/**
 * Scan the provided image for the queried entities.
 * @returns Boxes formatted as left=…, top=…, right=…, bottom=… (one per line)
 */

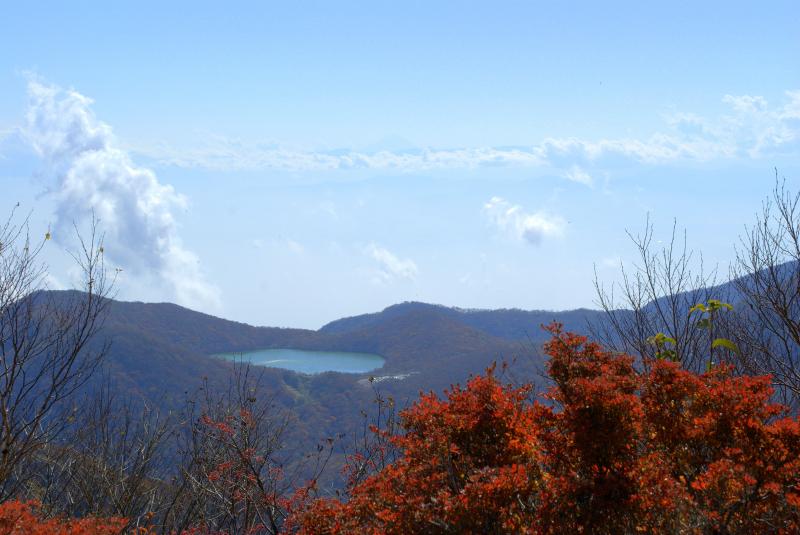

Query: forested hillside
left=320, top=301, right=605, bottom=342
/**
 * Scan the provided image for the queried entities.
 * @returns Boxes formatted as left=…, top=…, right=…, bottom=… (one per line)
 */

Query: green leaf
left=689, top=303, right=707, bottom=315
left=712, top=338, right=739, bottom=354
left=707, top=299, right=734, bottom=312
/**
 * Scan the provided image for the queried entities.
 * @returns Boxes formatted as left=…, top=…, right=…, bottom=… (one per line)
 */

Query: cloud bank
left=137, top=90, right=800, bottom=176
left=484, top=197, right=565, bottom=246
left=24, top=80, right=220, bottom=310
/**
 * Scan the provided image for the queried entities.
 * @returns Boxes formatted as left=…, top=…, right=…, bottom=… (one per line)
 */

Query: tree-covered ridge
left=320, top=300, right=605, bottom=342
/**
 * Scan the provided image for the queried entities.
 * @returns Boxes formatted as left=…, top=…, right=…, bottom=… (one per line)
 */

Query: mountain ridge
left=320, top=300, right=607, bottom=343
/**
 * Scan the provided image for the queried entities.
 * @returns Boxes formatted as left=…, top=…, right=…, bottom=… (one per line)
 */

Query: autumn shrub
left=0, top=500, right=127, bottom=535
left=291, top=324, right=800, bottom=534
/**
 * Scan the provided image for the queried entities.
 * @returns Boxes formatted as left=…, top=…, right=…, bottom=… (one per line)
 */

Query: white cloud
left=133, top=89, right=800, bottom=178
left=722, top=94, right=767, bottom=114
left=784, top=91, right=800, bottom=119
left=564, top=165, right=593, bottom=186
left=43, top=272, right=67, bottom=291
left=24, top=80, right=220, bottom=310
left=484, top=197, right=565, bottom=246
left=140, top=142, right=546, bottom=173
left=366, top=243, right=418, bottom=283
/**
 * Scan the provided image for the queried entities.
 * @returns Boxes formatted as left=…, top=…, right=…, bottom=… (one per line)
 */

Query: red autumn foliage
left=189, top=408, right=288, bottom=534
left=0, top=500, right=127, bottom=535
left=292, top=324, right=800, bottom=534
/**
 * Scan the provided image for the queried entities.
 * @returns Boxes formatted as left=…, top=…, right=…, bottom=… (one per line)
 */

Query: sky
left=1, top=1, right=799, bottom=328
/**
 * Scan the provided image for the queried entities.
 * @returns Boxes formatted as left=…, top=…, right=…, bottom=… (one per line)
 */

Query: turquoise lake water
left=215, top=348, right=385, bottom=374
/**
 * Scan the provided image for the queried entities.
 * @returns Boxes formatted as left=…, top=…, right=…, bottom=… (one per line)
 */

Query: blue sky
left=1, top=2, right=799, bottom=328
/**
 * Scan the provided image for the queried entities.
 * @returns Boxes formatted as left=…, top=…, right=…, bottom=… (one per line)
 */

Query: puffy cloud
left=366, top=243, right=418, bottom=283
left=24, top=80, right=220, bottom=310
left=484, top=197, right=565, bottom=246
